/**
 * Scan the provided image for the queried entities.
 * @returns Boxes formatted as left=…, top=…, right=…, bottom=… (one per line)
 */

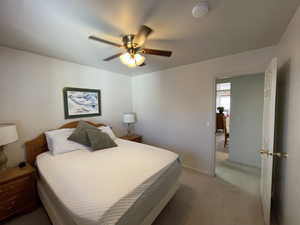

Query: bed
left=25, top=121, right=181, bottom=225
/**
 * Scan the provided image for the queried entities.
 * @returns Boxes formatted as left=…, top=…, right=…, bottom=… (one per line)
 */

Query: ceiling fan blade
left=139, top=62, right=146, bottom=67
left=142, top=48, right=172, bottom=57
left=89, top=36, right=122, bottom=47
left=103, top=52, right=123, bottom=61
left=133, top=25, right=153, bottom=47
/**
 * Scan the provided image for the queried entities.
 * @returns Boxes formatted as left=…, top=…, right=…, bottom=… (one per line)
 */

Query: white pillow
left=98, top=126, right=117, bottom=140
left=45, top=128, right=90, bottom=155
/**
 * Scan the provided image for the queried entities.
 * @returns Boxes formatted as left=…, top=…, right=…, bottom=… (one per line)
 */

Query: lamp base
left=127, top=123, right=131, bottom=136
left=0, top=146, right=8, bottom=171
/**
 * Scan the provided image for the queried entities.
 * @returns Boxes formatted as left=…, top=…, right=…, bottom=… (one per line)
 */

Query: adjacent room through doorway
left=215, top=74, right=264, bottom=195
left=215, top=82, right=231, bottom=162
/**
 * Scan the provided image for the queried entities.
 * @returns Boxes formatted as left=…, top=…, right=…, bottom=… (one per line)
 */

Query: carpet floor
left=215, top=132, right=229, bottom=153
left=1, top=167, right=264, bottom=225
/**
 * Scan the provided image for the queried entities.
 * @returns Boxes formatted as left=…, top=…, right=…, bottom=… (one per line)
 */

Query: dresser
left=216, top=113, right=225, bottom=132
left=0, top=164, right=38, bottom=221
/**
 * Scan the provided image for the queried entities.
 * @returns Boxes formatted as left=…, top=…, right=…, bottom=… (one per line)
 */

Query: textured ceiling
left=0, top=0, right=299, bottom=76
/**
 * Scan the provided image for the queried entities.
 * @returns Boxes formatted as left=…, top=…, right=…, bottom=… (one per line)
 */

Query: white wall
left=274, top=6, right=300, bottom=225
left=0, top=47, right=132, bottom=167
left=222, top=74, right=264, bottom=168
left=132, top=46, right=275, bottom=174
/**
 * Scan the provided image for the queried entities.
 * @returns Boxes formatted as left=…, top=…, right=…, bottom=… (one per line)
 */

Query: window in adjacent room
left=216, top=82, right=231, bottom=116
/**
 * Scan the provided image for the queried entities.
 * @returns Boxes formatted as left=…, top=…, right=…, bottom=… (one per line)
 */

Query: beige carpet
left=1, top=168, right=264, bottom=225
left=215, top=132, right=229, bottom=153
left=153, top=168, right=264, bottom=225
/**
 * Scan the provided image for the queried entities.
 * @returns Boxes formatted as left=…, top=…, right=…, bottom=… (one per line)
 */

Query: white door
left=260, top=58, right=278, bottom=225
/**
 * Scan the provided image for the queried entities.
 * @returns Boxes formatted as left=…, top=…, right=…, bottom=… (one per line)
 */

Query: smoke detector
left=192, top=1, right=209, bottom=18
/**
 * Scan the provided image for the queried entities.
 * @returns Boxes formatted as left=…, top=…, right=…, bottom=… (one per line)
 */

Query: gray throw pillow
left=86, top=128, right=117, bottom=151
left=68, top=121, right=99, bottom=146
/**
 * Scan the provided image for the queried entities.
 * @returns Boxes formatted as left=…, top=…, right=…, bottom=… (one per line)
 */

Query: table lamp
left=123, top=113, right=136, bottom=135
left=0, top=124, right=18, bottom=171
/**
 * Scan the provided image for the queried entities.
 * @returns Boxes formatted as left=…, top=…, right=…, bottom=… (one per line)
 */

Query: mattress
left=37, top=139, right=181, bottom=225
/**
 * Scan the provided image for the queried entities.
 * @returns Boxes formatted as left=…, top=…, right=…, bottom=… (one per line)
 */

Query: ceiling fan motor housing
left=122, top=34, right=137, bottom=50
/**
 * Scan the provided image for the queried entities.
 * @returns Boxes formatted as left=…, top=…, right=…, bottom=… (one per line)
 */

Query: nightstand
left=120, top=134, right=143, bottom=143
left=0, top=164, right=38, bottom=221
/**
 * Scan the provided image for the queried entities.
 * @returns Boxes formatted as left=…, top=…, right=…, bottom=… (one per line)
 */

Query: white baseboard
left=182, top=164, right=212, bottom=176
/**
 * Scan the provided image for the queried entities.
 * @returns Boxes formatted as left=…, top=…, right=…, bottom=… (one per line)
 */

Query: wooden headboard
left=25, top=121, right=106, bottom=166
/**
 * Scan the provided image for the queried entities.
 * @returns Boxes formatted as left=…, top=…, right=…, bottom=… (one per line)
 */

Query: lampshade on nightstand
left=123, top=113, right=136, bottom=135
left=0, top=124, right=18, bottom=171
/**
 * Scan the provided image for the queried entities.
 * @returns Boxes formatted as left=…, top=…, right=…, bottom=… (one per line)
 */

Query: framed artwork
left=63, top=87, right=101, bottom=119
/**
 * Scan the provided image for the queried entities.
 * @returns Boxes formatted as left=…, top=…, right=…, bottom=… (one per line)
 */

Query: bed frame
left=25, top=120, right=179, bottom=225
left=25, top=121, right=105, bottom=166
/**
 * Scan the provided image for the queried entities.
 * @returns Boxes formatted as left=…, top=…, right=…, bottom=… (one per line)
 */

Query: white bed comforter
left=37, top=139, right=179, bottom=225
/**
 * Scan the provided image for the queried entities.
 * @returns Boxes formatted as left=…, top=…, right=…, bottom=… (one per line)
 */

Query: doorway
left=215, top=82, right=231, bottom=163
left=214, top=74, right=264, bottom=195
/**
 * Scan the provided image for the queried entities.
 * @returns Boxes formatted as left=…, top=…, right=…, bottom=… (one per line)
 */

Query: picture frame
left=63, top=87, right=101, bottom=119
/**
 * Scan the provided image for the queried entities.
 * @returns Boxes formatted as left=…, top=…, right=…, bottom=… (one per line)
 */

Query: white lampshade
left=0, top=124, right=18, bottom=146
left=123, top=113, right=136, bottom=124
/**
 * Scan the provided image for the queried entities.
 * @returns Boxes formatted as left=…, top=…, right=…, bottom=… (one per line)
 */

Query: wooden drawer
left=0, top=165, right=37, bottom=221
left=0, top=175, right=34, bottom=198
left=0, top=192, right=36, bottom=220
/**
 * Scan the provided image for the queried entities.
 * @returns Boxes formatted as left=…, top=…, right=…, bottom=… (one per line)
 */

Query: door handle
left=267, top=152, right=288, bottom=158
left=259, top=150, right=288, bottom=158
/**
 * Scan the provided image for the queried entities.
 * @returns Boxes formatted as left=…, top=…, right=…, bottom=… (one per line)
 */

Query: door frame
left=210, top=76, right=232, bottom=176
left=209, top=77, right=217, bottom=176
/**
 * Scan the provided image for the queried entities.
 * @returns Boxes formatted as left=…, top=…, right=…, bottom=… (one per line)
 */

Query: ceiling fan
left=89, top=25, right=172, bottom=68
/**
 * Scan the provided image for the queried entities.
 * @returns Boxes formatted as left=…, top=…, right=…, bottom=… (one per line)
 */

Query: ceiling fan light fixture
left=120, top=52, right=131, bottom=65
left=134, top=53, right=145, bottom=66
left=120, top=53, right=145, bottom=67
left=127, top=59, right=138, bottom=68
